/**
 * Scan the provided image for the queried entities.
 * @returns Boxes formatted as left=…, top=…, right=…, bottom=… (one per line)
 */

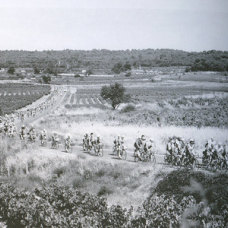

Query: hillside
left=0, top=49, right=228, bottom=73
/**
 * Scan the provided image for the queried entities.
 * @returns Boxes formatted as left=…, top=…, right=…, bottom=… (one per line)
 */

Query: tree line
left=0, top=49, right=227, bottom=73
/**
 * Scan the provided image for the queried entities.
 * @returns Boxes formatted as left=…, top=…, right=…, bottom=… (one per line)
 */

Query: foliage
left=187, top=53, right=228, bottom=72
left=121, top=104, right=136, bottom=113
left=101, top=83, right=130, bottom=109
left=97, top=186, right=113, bottom=196
left=152, top=169, right=228, bottom=221
left=0, top=170, right=227, bottom=227
left=87, top=69, right=93, bottom=75
left=125, top=72, right=131, bottom=77
left=0, top=183, right=131, bottom=228
left=42, top=75, right=51, bottom=84
left=112, top=62, right=131, bottom=74
left=0, top=49, right=227, bottom=73
left=7, top=67, right=15, bottom=75
left=118, top=96, right=228, bottom=128
left=0, top=107, right=2, bottom=116
left=131, top=194, right=196, bottom=227
left=33, top=66, right=40, bottom=74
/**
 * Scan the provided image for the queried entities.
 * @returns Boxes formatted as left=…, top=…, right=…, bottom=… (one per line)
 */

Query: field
left=0, top=71, right=228, bottom=227
left=0, top=83, right=50, bottom=115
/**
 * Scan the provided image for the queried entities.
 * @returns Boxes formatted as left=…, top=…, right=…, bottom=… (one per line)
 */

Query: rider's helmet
left=141, top=135, right=146, bottom=141
left=217, top=142, right=222, bottom=148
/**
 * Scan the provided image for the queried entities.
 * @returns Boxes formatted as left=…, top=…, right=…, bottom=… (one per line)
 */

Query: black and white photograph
left=0, top=0, right=228, bottom=227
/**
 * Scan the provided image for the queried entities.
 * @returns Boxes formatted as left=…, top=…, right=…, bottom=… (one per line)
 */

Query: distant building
left=58, top=73, right=75, bottom=77
left=81, top=69, right=88, bottom=76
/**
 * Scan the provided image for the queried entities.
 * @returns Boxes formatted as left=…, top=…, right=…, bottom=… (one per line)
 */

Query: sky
left=0, top=0, right=228, bottom=51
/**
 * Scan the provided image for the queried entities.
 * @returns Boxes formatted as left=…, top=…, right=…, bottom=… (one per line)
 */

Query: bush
left=132, top=194, right=196, bottom=227
left=125, top=72, right=131, bottom=77
left=0, top=183, right=122, bottom=227
left=97, top=186, right=113, bottom=196
left=7, top=67, right=15, bottom=75
left=42, top=75, right=51, bottom=84
left=65, top=104, right=71, bottom=109
left=121, top=104, right=136, bottom=113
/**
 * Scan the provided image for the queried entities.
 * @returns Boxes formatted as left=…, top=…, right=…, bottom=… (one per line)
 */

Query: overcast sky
left=0, top=0, right=228, bottom=51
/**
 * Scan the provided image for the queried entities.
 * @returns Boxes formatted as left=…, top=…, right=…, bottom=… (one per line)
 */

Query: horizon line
left=0, top=48, right=228, bottom=53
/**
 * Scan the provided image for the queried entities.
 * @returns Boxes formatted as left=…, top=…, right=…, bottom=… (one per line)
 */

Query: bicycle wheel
left=98, top=147, right=103, bottom=157
left=122, top=150, right=127, bottom=160
left=134, top=155, right=139, bottom=162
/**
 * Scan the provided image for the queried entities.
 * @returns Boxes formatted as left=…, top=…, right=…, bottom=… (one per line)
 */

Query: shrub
left=65, top=104, right=71, bottom=109
left=0, top=183, right=115, bottom=227
left=97, top=186, right=113, bottom=196
left=125, top=72, right=131, bottom=77
left=53, top=167, right=66, bottom=177
left=121, top=104, right=136, bottom=113
left=42, top=75, right=51, bottom=84
left=7, top=67, right=15, bottom=75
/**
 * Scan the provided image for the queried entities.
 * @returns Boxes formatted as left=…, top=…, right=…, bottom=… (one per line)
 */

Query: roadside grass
left=3, top=145, right=165, bottom=208
left=35, top=112, right=228, bottom=159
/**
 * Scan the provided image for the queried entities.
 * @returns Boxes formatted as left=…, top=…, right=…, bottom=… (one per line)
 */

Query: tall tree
left=101, top=83, right=129, bottom=109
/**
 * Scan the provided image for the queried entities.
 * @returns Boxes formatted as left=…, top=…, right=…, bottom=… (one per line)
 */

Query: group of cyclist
left=133, top=135, right=156, bottom=162
left=113, top=136, right=127, bottom=159
left=0, top=87, right=63, bottom=126
left=83, top=133, right=103, bottom=156
left=15, top=88, right=61, bottom=122
left=1, top=110, right=228, bottom=169
left=203, top=138, right=228, bottom=170
left=165, top=136, right=197, bottom=167
left=0, top=115, right=17, bottom=137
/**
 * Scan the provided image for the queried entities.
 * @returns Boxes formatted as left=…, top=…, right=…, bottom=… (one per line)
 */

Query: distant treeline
left=0, top=49, right=227, bottom=73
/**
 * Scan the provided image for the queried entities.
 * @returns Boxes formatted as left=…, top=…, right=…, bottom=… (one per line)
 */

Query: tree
left=7, top=67, right=15, bottom=75
left=123, top=62, right=131, bottom=71
left=42, top=75, right=51, bottom=84
left=100, top=83, right=130, bottom=109
left=33, top=66, right=40, bottom=74
left=111, top=63, right=123, bottom=74
left=87, top=69, right=93, bottom=76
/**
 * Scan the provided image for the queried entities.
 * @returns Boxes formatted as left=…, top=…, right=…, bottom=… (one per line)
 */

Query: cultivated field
left=0, top=83, right=50, bottom=114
